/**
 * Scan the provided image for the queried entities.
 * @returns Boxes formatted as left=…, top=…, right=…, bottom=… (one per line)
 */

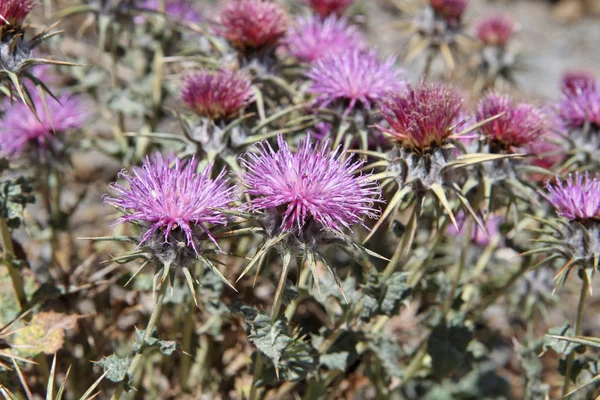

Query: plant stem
left=111, top=282, right=168, bottom=400
left=180, top=304, right=194, bottom=391
left=0, top=218, right=26, bottom=311
left=562, top=277, right=589, bottom=398
left=398, top=342, right=427, bottom=389
left=444, top=218, right=472, bottom=316
left=284, top=265, right=310, bottom=321
left=249, top=254, right=292, bottom=400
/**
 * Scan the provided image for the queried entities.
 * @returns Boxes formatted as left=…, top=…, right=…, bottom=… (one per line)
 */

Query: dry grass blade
left=12, top=359, right=33, bottom=400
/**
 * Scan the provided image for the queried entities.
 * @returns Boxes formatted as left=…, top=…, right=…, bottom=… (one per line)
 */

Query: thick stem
left=562, top=277, right=589, bottom=398
left=1, top=218, right=26, bottom=311
left=111, top=282, right=168, bottom=400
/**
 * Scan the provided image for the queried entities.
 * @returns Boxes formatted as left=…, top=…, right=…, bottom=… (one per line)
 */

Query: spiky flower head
left=218, top=0, right=289, bottom=52
left=474, top=14, right=515, bottom=47
left=542, top=172, right=600, bottom=221
left=0, top=93, right=85, bottom=157
left=377, top=82, right=463, bottom=153
left=283, top=15, right=365, bottom=63
left=308, top=0, right=353, bottom=18
left=136, top=0, right=202, bottom=23
left=307, top=48, right=404, bottom=114
left=557, top=89, right=600, bottom=130
left=182, top=69, right=254, bottom=121
left=240, top=135, right=381, bottom=236
left=0, top=0, right=35, bottom=28
left=105, top=154, right=237, bottom=255
left=476, top=92, right=547, bottom=151
left=430, top=0, right=468, bottom=22
left=561, top=69, right=597, bottom=97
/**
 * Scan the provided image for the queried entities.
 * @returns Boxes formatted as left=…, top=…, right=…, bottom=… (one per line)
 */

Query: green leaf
left=230, top=304, right=289, bottom=371
left=257, top=337, right=319, bottom=384
left=427, top=319, right=473, bottom=379
left=367, top=336, right=403, bottom=378
left=94, top=354, right=132, bottom=383
left=543, top=323, right=582, bottom=356
left=311, top=328, right=361, bottom=371
left=133, top=328, right=177, bottom=356
left=360, top=271, right=412, bottom=321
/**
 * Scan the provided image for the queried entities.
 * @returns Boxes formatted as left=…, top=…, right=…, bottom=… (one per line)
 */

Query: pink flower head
left=557, top=89, right=600, bottom=129
left=240, top=135, right=381, bottom=234
left=308, top=0, right=353, bottom=18
left=430, top=0, right=468, bottom=22
left=474, top=14, right=516, bottom=47
left=307, top=48, right=404, bottom=114
left=218, top=0, right=289, bottom=52
left=0, top=93, right=85, bottom=157
left=476, top=93, right=547, bottom=151
left=136, top=0, right=202, bottom=23
left=182, top=69, right=254, bottom=121
left=283, top=15, right=365, bottom=63
left=105, top=154, right=237, bottom=254
left=561, top=69, right=597, bottom=97
left=377, top=82, right=463, bottom=152
left=0, top=0, right=35, bottom=28
left=542, top=172, right=600, bottom=221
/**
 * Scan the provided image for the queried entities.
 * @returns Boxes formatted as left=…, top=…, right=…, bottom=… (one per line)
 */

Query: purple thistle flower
left=307, top=48, right=404, bottom=114
left=542, top=172, right=600, bottom=221
left=0, top=92, right=85, bottom=157
left=105, top=154, right=237, bottom=254
left=377, top=82, right=463, bottom=153
left=557, top=89, right=600, bottom=130
left=217, top=0, right=289, bottom=52
left=476, top=92, right=547, bottom=151
left=182, top=69, right=254, bottom=121
left=136, top=0, right=202, bottom=23
left=561, top=69, right=597, bottom=97
left=308, top=0, right=353, bottom=19
left=0, top=0, right=35, bottom=28
left=240, top=135, right=381, bottom=235
left=430, top=0, right=468, bottom=23
left=474, top=14, right=516, bottom=47
left=283, top=15, right=365, bottom=63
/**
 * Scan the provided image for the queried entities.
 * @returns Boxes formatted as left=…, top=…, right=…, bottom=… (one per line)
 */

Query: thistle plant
left=365, top=82, right=502, bottom=258
left=307, top=48, right=404, bottom=148
left=472, top=92, right=552, bottom=207
left=308, top=0, right=354, bottom=18
left=104, top=153, right=237, bottom=290
left=0, top=91, right=85, bottom=160
left=0, top=0, right=73, bottom=108
left=283, top=15, right=365, bottom=64
left=238, top=134, right=382, bottom=304
left=217, top=0, right=289, bottom=67
left=179, top=68, right=255, bottom=165
left=396, top=0, right=470, bottom=78
left=556, top=70, right=600, bottom=166
left=4, top=1, right=600, bottom=399
left=471, top=14, right=523, bottom=92
left=536, top=172, right=600, bottom=396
